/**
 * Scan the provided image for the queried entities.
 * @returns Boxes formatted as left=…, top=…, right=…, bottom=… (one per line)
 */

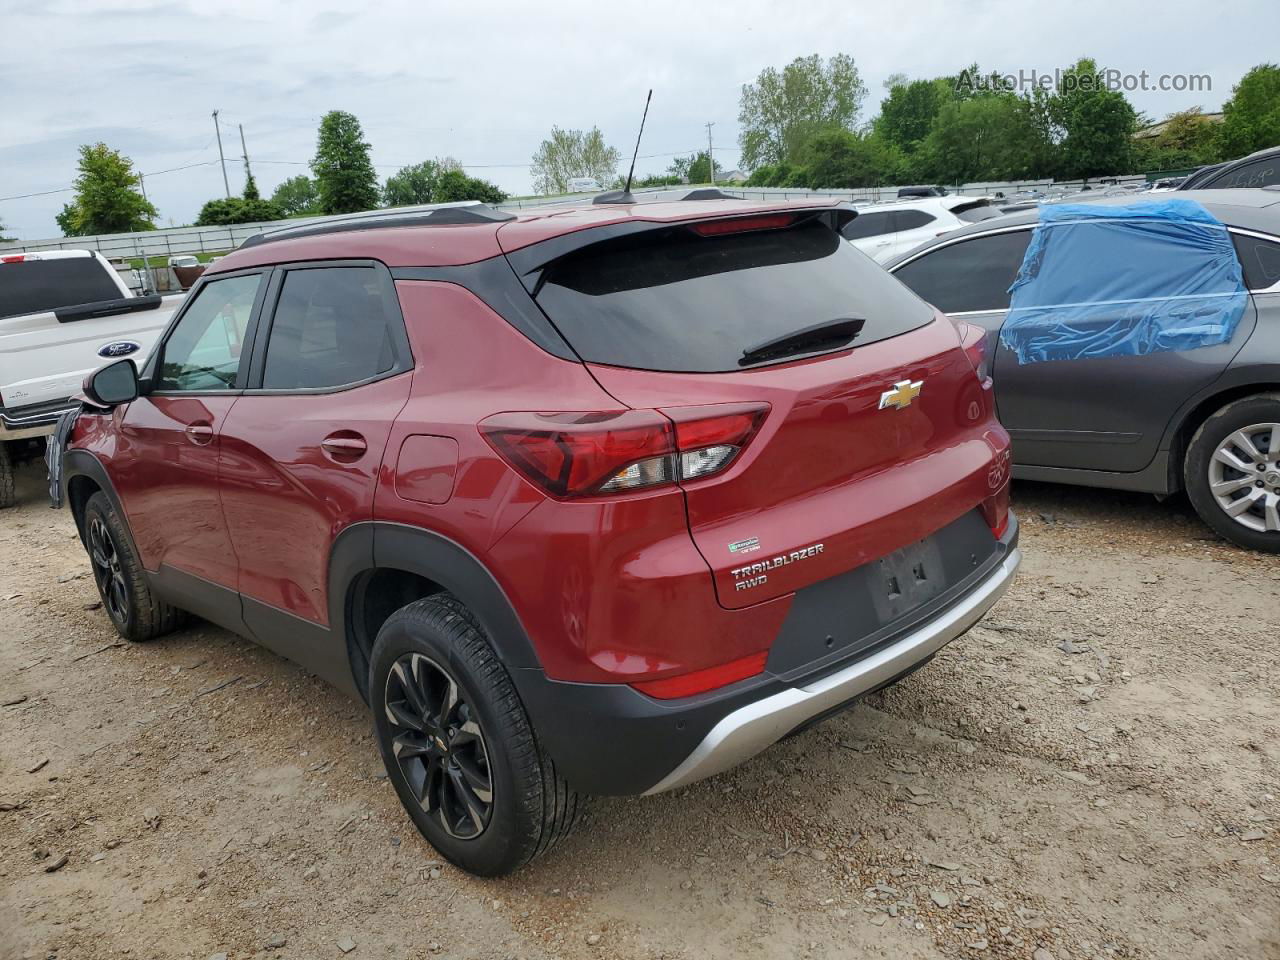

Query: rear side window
left=893, top=210, right=936, bottom=231
left=261, top=267, right=400, bottom=390
left=841, top=211, right=894, bottom=240
left=1232, top=233, right=1280, bottom=290
left=534, top=218, right=935, bottom=373
left=0, top=257, right=121, bottom=320
left=893, top=229, right=1033, bottom=314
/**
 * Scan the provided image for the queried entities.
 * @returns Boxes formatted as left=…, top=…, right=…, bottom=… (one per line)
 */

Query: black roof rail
left=239, top=203, right=515, bottom=249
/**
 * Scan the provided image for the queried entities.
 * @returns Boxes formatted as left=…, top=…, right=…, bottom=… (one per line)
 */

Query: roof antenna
left=594, top=89, right=652, bottom=205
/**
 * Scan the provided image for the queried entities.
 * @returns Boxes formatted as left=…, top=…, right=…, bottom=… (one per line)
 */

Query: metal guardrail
left=0, top=176, right=1151, bottom=257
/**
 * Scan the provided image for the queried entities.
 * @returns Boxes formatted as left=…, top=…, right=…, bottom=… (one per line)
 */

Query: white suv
left=842, top=196, right=1000, bottom=263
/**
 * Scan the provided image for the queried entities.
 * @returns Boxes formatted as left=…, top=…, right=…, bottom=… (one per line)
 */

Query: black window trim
left=243, top=258, right=415, bottom=395
left=145, top=265, right=273, bottom=397
left=888, top=224, right=1035, bottom=316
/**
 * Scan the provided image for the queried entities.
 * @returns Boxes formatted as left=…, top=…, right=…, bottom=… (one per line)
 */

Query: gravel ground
left=1, top=459, right=1277, bottom=960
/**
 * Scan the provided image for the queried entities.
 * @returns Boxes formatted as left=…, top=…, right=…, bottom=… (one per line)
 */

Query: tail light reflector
left=479, top=403, right=769, bottom=499
left=1, top=254, right=27, bottom=263
left=629, top=650, right=768, bottom=699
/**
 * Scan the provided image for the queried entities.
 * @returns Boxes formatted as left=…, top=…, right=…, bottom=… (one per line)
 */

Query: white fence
left=0, top=175, right=1150, bottom=257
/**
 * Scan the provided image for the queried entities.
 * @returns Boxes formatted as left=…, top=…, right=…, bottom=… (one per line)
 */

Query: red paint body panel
left=394, top=435, right=460, bottom=505
left=102, top=394, right=241, bottom=586
left=218, top=374, right=412, bottom=623
left=587, top=312, right=1010, bottom=609
left=374, top=280, right=794, bottom=683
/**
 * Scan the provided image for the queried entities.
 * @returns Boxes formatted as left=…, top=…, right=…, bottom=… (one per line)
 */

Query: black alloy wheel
left=88, top=513, right=130, bottom=624
left=384, top=651, right=494, bottom=840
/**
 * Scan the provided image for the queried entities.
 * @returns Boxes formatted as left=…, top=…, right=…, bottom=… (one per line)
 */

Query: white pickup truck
left=0, top=250, right=184, bottom=506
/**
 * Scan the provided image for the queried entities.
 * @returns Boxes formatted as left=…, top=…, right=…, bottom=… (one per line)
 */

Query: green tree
left=874, top=78, right=947, bottom=154
left=0, top=218, right=11, bottom=242
left=668, top=150, right=720, bottom=183
left=55, top=142, right=157, bottom=236
left=1134, top=108, right=1223, bottom=171
left=800, top=130, right=904, bottom=188
left=194, top=194, right=284, bottom=226
left=1217, top=63, right=1280, bottom=157
left=243, top=171, right=261, bottom=201
left=382, top=158, right=463, bottom=206
left=269, top=175, right=321, bottom=217
left=1050, top=59, right=1138, bottom=179
left=738, top=54, right=867, bottom=169
left=919, top=94, right=1049, bottom=184
left=530, top=126, right=620, bottom=194
left=432, top=169, right=507, bottom=204
left=311, top=110, right=380, bottom=215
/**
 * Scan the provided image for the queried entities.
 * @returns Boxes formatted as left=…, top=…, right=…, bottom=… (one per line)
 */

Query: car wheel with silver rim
left=1185, top=395, right=1280, bottom=553
left=369, top=593, right=583, bottom=876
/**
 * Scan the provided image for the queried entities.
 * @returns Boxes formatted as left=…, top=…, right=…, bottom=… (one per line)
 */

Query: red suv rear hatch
left=515, top=211, right=1008, bottom=609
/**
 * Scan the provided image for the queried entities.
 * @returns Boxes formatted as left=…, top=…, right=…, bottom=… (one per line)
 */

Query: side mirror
left=83, top=358, right=140, bottom=407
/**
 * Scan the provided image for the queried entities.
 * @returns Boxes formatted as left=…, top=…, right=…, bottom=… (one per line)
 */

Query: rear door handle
left=185, top=422, right=214, bottom=445
left=322, top=433, right=368, bottom=461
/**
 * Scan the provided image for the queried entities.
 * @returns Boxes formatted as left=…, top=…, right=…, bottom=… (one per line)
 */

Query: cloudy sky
left=1, top=0, right=1273, bottom=239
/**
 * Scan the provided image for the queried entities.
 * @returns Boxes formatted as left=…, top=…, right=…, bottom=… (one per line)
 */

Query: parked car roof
left=883, top=189, right=1280, bottom=269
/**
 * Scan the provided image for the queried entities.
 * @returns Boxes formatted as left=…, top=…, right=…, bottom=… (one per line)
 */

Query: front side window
left=157, top=273, right=262, bottom=390
left=261, top=267, right=399, bottom=390
left=893, top=229, right=1033, bottom=314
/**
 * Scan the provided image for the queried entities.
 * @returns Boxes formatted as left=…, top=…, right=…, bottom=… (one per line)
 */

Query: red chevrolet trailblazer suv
left=63, top=193, right=1020, bottom=875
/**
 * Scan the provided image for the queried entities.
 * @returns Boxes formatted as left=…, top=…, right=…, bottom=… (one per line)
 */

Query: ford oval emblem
left=98, top=340, right=141, bottom=359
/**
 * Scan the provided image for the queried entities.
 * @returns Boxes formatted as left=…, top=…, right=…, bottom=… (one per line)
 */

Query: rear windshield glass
left=0, top=258, right=122, bottom=320
left=535, top=218, right=935, bottom=372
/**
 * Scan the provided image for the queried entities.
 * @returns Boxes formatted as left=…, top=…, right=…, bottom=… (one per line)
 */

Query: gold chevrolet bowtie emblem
left=878, top=379, right=923, bottom=410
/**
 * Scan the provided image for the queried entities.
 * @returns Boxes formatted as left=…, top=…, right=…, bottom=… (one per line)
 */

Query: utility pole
left=212, top=109, right=230, bottom=198
left=238, top=123, right=252, bottom=189
left=138, top=172, right=148, bottom=205
left=705, top=121, right=716, bottom=186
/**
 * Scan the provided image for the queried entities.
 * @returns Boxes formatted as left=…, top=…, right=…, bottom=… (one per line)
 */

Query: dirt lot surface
left=1, top=460, right=1277, bottom=960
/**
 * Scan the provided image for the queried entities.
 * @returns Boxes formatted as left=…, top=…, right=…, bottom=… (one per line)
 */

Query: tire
left=0, top=442, right=14, bottom=509
left=83, top=491, right=188, bottom=641
left=1184, top=393, right=1280, bottom=553
left=369, top=594, right=582, bottom=876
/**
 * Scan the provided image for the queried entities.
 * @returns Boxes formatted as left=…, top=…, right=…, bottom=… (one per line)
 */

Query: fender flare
left=63, top=449, right=132, bottom=548
left=328, top=521, right=544, bottom=699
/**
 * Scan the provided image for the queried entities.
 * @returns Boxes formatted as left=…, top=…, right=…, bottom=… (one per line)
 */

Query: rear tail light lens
left=1, top=254, right=27, bottom=263
left=629, top=650, right=768, bottom=699
left=479, top=403, right=769, bottom=499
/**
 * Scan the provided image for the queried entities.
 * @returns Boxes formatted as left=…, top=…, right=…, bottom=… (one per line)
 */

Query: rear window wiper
left=738, top=317, right=865, bottom=367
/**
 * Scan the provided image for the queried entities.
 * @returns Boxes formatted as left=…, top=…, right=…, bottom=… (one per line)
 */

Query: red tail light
left=629, top=650, right=768, bottom=699
left=1, top=254, right=27, bottom=263
left=691, top=213, right=797, bottom=237
left=479, top=403, right=769, bottom=499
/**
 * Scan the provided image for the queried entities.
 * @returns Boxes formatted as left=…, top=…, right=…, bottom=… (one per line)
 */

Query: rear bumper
left=0, top=399, right=77, bottom=439
left=515, top=515, right=1020, bottom=796
left=644, top=544, right=1021, bottom=793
